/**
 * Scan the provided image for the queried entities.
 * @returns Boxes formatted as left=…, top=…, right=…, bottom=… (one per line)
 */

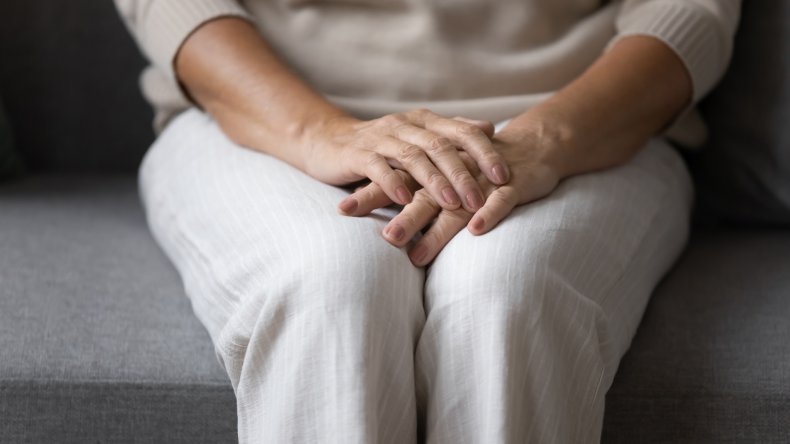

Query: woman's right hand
left=302, top=109, right=509, bottom=211
left=173, top=18, right=508, bottom=210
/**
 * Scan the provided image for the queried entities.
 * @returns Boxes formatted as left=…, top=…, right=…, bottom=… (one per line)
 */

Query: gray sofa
left=1, top=1, right=787, bottom=442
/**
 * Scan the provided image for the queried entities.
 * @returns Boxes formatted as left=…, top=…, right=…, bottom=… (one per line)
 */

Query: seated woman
left=115, top=0, right=740, bottom=442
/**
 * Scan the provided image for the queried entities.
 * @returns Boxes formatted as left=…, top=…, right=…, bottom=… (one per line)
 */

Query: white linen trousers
left=139, top=109, right=693, bottom=444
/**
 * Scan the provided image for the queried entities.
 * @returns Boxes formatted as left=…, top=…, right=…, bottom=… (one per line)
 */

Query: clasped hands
left=303, top=108, right=565, bottom=267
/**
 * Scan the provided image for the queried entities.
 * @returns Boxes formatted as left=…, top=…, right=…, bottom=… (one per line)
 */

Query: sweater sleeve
left=611, top=0, right=741, bottom=103
left=114, top=0, right=254, bottom=82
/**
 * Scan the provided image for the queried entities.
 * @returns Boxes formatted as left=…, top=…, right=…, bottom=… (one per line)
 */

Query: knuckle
left=452, top=209, right=474, bottom=223
left=361, top=186, right=379, bottom=203
left=398, top=212, right=419, bottom=230
left=456, top=123, right=482, bottom=137
left=394, top=169, right=412, bottom=182
left=381, top=168, right=400, bottom=182
left=426, top=170, right=447, bottom=187
left=398, top=144, right=424, bottom=162
left=413, top=108, right=432, bottom=118
left=490, top=194, right=508, bottom=206
left=379, top=114, right=405, bottom=128
left=357, top=182, right=375, bottom=194
left=414, top=189, right=441, bottom=211
left=428, top=137, right=454, bottom=153
left=364, top=153, right=382, bottom=168
left=423, top=231, right=444, bottom=248
left=489, top=190, right=513, bottom=207
left=449, top=167, right=473, bottom=184
left=414, top=189, right=430, bottom=201
left=481, top=150, right=502, bottom=164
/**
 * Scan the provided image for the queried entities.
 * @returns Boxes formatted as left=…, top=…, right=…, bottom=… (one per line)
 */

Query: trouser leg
left=418, top=139, right=693, bottom=443
left=139, top=109, right=426, bottom=443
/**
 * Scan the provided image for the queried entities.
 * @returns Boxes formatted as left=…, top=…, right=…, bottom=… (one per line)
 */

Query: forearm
left=174, top=17, right=348, bottom=171
left=500, top=35, right=692, bottom=179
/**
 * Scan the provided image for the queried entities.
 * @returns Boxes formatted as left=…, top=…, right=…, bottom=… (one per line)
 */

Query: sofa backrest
left=694, top=0, right=790, bottom=226
left=0, top=1, right=788, bottom=226
left=0, top=0, right=153, bottom=173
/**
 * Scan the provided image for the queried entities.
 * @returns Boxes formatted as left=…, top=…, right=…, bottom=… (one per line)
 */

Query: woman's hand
left=303, top=110, right=508, bottom=211
left=339, top=121, right=564, bottom=266
left=173, top=18, right=511, bottom=211
left=177, top=16, right=689, bottom=252
left=338, top=34, right=694, bottom=266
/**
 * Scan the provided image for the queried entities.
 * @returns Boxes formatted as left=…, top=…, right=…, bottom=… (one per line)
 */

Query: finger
left=452, top=116, right=495, bottom=139
left=467, top=185, right=519, bottom=235
left=338, top=182, right=388, bottom=216
left=394, top=126, right=484, bottom=212
left=424, top=117, right=510, bottom=186
left=355, top=152, right=413, bottom=205
left=376, top=136, right=460, bottom=211
left=408, top=206, right=472, bottom=267
left=339, top=170, right=418, bottom=216
left=382, top=189, right=441, bottom=247
left=456, top=150, right=480, bottom=172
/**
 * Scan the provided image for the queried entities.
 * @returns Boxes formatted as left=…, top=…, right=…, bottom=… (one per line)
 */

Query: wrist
left=295, top=109, right=363, bottom=179
left=290, top=108, right=355, bottom=166
left=497, top=104, right=584, bottom=180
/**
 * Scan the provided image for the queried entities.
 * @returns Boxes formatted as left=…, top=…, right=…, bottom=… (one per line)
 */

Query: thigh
left=139, top=109, right=423, bottom=353
left=425, top=138, right=693, bottom=365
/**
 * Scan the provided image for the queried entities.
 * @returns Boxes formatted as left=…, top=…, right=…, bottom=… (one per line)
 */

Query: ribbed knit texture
left=614, top=0, right=739, bottom=102
left=115, top=0, right=252, bottom=81
left=114, top=0, right=740, bottom=143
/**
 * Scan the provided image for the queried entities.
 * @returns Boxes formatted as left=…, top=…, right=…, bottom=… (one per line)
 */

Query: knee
left=298, top=230, right=422, bottom=308
left=224, top=220, right=424, bottom=331
left=215, top=221, right=425, bottom=366
left=425, top=233, right=610, bottom=367
left=426, top=226, right=588, bottom=322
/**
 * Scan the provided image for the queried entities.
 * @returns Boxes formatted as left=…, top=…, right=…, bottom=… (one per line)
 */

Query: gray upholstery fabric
left=604, top=230, right=790, bottom=443
left=1, top=0, right=789, bottom=441
left=694, top=1, right=790, bottom=226
left=2, top=174, right=789, bottom=442
left=0, top=174, right=236, bottom=443
left=0, top=1, right=154, bottom=172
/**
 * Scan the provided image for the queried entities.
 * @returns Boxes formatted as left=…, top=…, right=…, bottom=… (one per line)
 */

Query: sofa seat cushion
left=0, top=174, right=236, bottom=443
left=3, top=174, right=790, bottom=443
left=604, top=229, right=790, bottom=442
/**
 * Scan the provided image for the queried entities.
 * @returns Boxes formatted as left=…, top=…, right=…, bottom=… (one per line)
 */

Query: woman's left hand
left=338, top=124, right=564, bottom=266
left=339, top=34, right=696, bottom=267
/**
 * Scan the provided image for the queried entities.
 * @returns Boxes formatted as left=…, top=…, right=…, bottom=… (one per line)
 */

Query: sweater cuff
left=141, top=0, right=253, bottom=81
left=611, top=1, right=727, bottom=103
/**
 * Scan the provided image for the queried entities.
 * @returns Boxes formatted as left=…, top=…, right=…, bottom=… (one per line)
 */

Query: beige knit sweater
left=115, top=0, right=740, bottom=147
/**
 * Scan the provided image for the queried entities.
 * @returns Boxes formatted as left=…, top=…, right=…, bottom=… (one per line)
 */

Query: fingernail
left=385, top=224, right=405, bottom=242
left=466, top=191, right=484, bottom=211
left=396, top=186, right=412, bottom=205
left=441, top=187, right=460, bottom=206
left=339, top=197, right=358, bottom=214
left=492, top=164, right=509, bottom=184
left=410, top=244, right=428, bottom=265
left=470, top=215, right=485, bottom=232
